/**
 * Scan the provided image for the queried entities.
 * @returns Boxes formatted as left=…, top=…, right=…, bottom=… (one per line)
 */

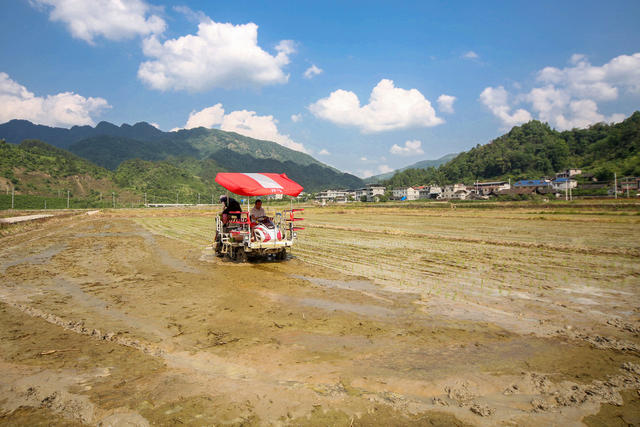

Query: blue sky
left=1, top=1, right=639, bottom=177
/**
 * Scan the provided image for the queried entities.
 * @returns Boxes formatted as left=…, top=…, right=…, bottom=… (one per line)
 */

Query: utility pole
left=144, top=192, right=147, bottom=206
left=44, top=200, right=46, bottom=209
left=67, top=190, right=70, bottom=209
left=569, top=181, right=572, bottom=201
left=198, top=193, right=200, bottom=204
left=564, top=180, right=568, bottom=201
left=211, top=193, right=214, bottom=205
left=614, top=173, right=618, bottom=199
left=11, top=187, right=14, bottom=209
left=112, top=192, right=115, bottom=209
left=627, top=179, right=630, bottom=198
left=176, top=191, right=178, bottom=204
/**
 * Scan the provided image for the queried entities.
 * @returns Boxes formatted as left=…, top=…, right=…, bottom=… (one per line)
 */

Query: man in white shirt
left=250, top=199, right=266, bottom=222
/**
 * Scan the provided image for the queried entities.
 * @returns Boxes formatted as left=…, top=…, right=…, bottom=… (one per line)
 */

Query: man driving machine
left=250, top=199, right=266, bottom=222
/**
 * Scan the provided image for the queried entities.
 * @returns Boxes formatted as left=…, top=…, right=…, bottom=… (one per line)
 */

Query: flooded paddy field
left=0, top=202, right=639, bottom=425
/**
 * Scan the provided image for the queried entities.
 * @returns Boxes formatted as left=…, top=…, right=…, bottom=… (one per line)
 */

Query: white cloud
left=318, top=148, right=330, bottom=155
left=390, top=139, right=424, bottom=156
left=570, top=53, right=586, bottom=64
left=537, top=53, right=640, bottom=100
left=138, top=19, right=295, bottom=92
left=361, top=169, right=374, bottom=178
left=437, top=94, right=456, bottom=114
left=309, top=79, right=443, bottom=133
left=221, top=110, right=306, bottom=152
left=482, top=53, right=639, bottom=131
left=462, top=51, right=479, bottom=60
left=304, top=64, right=323, bottom=79
left=378, top=164, right=394, bottom=174
left=185, top=103, right=225, bottom=129
left=150, top=122, right=160, bottom=129
left=172, top=5, right=208, bottom=23
left=479, top=86, right=532, bottom=128
left=32, top=0, right=165, bottom=44
left=360, top=156, right=368, bottom=161
left=0, top=72, right=110, bottom=127
left=179, top=103, right=307, bottom=152
left=290, top=113, right=302, bottom=122
left=554, top=100, right=625, bottom=130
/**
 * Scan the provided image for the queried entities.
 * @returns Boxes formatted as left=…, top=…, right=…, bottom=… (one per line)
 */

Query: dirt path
left=0, top=210, right=638, bottom=425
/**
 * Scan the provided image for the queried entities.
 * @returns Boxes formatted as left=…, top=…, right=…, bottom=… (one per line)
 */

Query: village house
left=366, top=185, right=386, bottom=202
left=392, top=186, right=420, bottom=200
left=555, top=169, right=582, bottom=179
left=354, top=188, right=368, bottom=200
left=418, top=185, right=443, bottom=199
left=315, top=189, right=348, bottom=203
left=513, top=179, right=552, bottom=189
left=441, top=183, right=470, bottom=200
left=472, top=181, right=510, bottom=196
left=619, top=177, right=640, bottom=195
left=551, top=177, right=577, bottom=191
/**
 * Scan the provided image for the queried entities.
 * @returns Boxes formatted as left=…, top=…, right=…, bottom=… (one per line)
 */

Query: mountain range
left=0, top=120, right=363, bottom=193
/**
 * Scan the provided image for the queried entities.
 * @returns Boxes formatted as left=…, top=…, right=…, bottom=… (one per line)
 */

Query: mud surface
left=0, top=206, right=639, bottom=425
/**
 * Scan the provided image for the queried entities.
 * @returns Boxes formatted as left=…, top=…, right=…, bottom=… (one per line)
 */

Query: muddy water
left=0, top=212, right=638, bottom=425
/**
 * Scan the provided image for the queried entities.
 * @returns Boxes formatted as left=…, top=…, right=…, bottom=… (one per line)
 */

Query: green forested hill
left=0, top=139, right=120, bottom=199
left=68, top=136, right=198, bottom=170
left=113, top=159, right=224, bottom=201
left=0, top=139, right=221, bottom=202
left=384, top=111, right=640, bottom=187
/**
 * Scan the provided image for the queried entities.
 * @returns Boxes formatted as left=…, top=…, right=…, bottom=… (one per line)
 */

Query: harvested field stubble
left=0, top=202, right=638, bottom=425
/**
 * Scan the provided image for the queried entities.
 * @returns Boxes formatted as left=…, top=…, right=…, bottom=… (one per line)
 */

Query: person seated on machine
left=250, top=199, right=267, bottom=223
left=219, top=195, right=242, bottom=226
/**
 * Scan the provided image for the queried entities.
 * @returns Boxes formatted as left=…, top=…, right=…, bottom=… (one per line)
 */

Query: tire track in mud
left=5, top=297, right=640, bottom=426
left=307, top=223, right=640, bottom=257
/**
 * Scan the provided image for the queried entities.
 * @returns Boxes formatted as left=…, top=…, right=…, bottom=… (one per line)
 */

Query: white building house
left=315, top=189, right=348, bottom=203
left=441, top=183, right=470, bottom=200
left=555, top=169, right=582, bottom=179
left=366, top=186, right=386, bottom=202
left=551, top=178, right=577, bottom=191
left=418, top=185, right=443, bottom=199
left=392, top=187, right=420, bottom=200
left=266, top=193, right=284, bottom=200
left=354, top=188, right=368, bottom=200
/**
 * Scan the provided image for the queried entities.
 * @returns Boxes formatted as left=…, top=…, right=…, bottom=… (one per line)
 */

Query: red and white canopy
left=215, top=173, right=304, bottom=197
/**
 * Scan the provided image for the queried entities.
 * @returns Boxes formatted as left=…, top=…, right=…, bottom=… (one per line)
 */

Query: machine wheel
left=276, top=248, right=287, bottom=260
left=236, top=249, right=248, bottom=263
left=214, top=241, right=224, bottom=257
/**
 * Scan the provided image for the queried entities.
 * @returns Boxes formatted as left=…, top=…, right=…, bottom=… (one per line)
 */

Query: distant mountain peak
left=132, top=121, right=156, bottom=129
left=96, top=121, right=119, bottom=130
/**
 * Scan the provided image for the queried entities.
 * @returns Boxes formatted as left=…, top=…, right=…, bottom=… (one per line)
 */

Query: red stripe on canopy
left=215, top=173, right=304, bottom=197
